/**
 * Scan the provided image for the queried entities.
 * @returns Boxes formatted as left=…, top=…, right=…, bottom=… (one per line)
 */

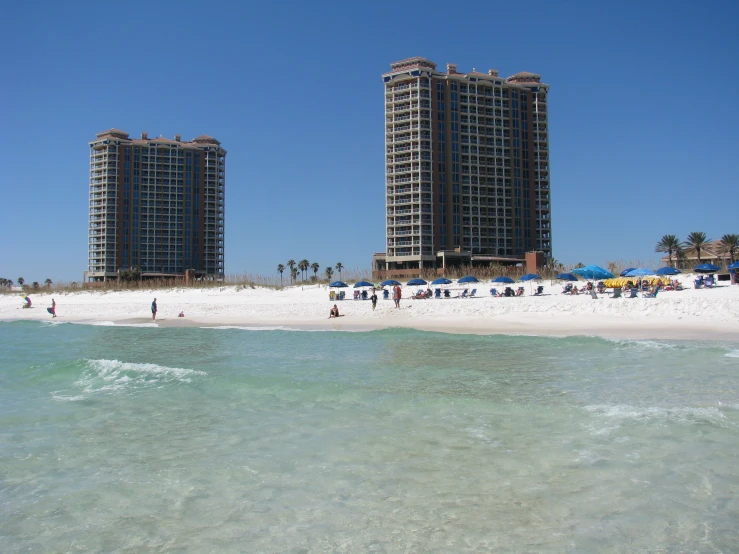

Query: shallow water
left=1, top=321, right=738, bottom=552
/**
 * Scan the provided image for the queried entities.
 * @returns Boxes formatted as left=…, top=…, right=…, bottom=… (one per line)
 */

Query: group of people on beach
left=150, top=298, right=185, bottom=320
left=329, top=285, right=398, bottom=318
left=21, top=296, right=56, bottom=317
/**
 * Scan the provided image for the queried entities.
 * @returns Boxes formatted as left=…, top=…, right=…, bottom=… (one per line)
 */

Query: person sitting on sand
left=328, top=304, right=343, bottom=318
left=178, top=311, right=185, bottom=318
left=570, top=286, right=579, bottom=295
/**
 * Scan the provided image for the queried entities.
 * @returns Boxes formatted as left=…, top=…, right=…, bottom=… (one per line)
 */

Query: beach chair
left=693, top=278, right=703, bottom=289
left=643, top=289, right=659, bottom=298
left=383, top=289, right=389, bottom=300
left=628, top=288, right=638, bottom=298
left=361, top=290, right=368, bottom=300
left=490, top=288, right=498, bottom=297
left=469, top=288, right=477, bottom=297
left=339, top=291, right=346, bottom=300
left=460, top=289, right=469, bottom=298
left=562, top=284, right=573, bottom=294
left=353, top=290, right=360, bottom=300
left=443, top=289, right=451, bottom=298
left=329, top=291, right=335, bottom=301
left=516, top=287, right=525, bottom=296
left=434, top=288, right=441, bottom=298
left=611, top=288, right=622, bottom=299
left=535, top=285, right=544, bottom=295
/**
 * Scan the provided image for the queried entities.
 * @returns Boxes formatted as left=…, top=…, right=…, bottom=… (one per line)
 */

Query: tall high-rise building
left=382, top=57, right=551, bottom=270
left=87, top=129, right=226, bottom=282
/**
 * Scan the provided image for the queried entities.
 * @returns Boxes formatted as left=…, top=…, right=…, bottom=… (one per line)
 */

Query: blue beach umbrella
left=728, top=261, right=739, bottom=270
left=329, top=281, right=348, bottom=288
left=655, top=267, right=681, bottom=276
left=624, top=268, right=655, bottom=277
left=430, top=278, right=452, bottom=285
left=620, top=268, right=636, bottom=277
left=694, top=263, right=719, bottom=273
left=458, top=276, right=479, bottom=284
left=519, top=273, right=542, bottom=281
left=492, top=276, right=515, bottom=283
left=571, top=265, right=615, bottom=280
left=353, top=280, right=374, bottom=288
left=380, top=279, right=401, bottom=287
left=407, top=278, right=427, bottom=286
left=555, top=273, right=579, bottom=281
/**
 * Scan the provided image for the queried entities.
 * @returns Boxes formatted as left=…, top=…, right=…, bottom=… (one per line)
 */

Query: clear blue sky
left=1, top=0, right=737, bottom=283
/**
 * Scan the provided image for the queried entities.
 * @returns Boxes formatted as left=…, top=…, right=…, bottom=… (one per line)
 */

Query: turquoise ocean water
left=1, top=320, right=738, bottom=552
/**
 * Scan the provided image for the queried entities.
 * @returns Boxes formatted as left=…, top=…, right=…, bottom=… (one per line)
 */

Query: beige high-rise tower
left=382, top=57, right=551, bottom=271
left=87, top=129, right=226, bottom=282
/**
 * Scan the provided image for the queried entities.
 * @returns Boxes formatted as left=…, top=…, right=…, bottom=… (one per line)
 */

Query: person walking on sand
left=50, top=298, right=56, bottom=318
left=370, top=289, right=378, bottom=311
left=394, top=284, right=402, bottom=308
left=151, top=298, right=158, bottom=321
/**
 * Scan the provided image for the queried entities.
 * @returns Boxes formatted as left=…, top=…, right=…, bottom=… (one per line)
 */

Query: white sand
left=2, top=276, right=738, bottom=341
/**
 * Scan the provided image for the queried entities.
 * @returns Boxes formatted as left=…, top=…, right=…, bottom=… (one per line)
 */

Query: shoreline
left=4, top=313, right=737, bottom=342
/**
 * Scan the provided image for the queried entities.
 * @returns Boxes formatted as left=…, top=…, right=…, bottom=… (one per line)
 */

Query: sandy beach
left=3, top=276, right=738, bottom=341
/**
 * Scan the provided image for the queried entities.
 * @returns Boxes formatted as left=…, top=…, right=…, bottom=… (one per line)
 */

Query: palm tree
left=32, top=281, right=39, bottom=289
left=290, top=266, right=298, bottom=284
left=44, top=278, right=52, bottom=288
left=655, top=234, right=682, bottom=267
left=335, top=262, right=343, bottom=281
left=287, top=260, right=296, bottom=284
left=685, top=232, right=709, bottom=263
left=299, top=259, right=309, bottom=282
left=17, top=277, right=24, bottom=286
left=277, top=264, right=285, bottom=287
left=325, top=267, right=334, bottom=281
left=720, top=234, right=739, bottom=263
left=311, top=262, right=320, bottom=281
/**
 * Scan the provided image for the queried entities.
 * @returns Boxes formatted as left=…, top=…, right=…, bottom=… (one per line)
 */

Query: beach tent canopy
left=555, top=273, right=579, bottom=281
left=353, top=281, right=374, bottom=288
left=430, top=278, right=452, bottom=285
left=655, top=267, right=681, bottom=276
left=458, top=276, right=479, bottom=283
left=492, top=276, right=515, bottom=283
left=571, top=265, right=615, bottom=280
left=519, top=273, right=542, bottom=281
left=380, top=279, right=401, bottom=286
left=407, top=278, right=427, bottom=286
left=623, top=268, right=655, bottom=277
left=620, top=268, right=636, bottom=277
left=728, top=261, right=739, bottom=270
left=694, top=263, right=720, bottom=273
left=329, top=281, right=348, bottom=288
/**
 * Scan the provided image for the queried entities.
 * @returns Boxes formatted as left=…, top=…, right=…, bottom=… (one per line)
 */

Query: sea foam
left=53, top=359, right=206, bottom=400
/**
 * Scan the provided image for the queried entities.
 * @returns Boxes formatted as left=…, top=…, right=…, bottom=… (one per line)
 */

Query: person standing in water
left=151, top=298, right=158, bottom=321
